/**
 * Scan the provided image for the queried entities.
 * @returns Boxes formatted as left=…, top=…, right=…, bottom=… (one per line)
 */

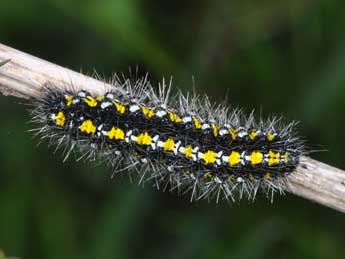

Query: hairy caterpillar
left=31, top=77, right=304, bottom=202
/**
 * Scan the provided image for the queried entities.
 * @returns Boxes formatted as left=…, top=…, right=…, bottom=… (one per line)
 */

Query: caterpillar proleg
left=31, top=76, right=304, bottom=202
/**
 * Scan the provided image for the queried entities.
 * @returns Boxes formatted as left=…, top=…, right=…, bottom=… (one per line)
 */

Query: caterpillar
left=31, top=77, right=304, bottom=202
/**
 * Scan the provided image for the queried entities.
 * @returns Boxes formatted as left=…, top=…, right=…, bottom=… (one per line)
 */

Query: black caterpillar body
left=32, top=79, right=303, bottom=202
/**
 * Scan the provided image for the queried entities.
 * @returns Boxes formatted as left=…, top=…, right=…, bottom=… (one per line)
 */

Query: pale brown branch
left=1, top=42, right=345, bottom=213
left=0, top=43, right=110, bottom=99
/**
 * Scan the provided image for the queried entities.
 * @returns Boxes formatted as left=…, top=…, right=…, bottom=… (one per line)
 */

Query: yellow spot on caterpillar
left=250, top=151, right=263, bottom=165
left=202, top=150, right=216, bottom=165
left=249, top=174, right=255, bottom=181
left=96, top=95, right=105, bottom=101
left=184, top=145, right=193, bottom=158
left=228, top=174, right=236, bottom=182
left=168, top=111, right=182, bottom=123
left=113, top=101, right=126, bottom=114
left=163, top=138, right=175, bottom=151
left=264, top=172, right=271, bottom=180
left=229, top=128, right=238, bottom=140
left=249, top=130, right=257, bottom=140
left=83, top=96, right=97, bottom=107
left=228, top=151, right=240, bottom=166
left=136, top=132, right=152, bottom=145
left=54, top=111, right=66, bottom=126
left=193, top=117, right=202, bottom=129
left=107, top=127, right=125, bottom=140
left=267, top=132, right=275, bottom=141
left=141, top=105, right=155, bottom=118
left=268, top=150, right=280, bottom=166
left=79, top=120, right=96, bottom=134
left=65, top=95, right=73, bottom=106
left=211, top=123, right=219, bottom=137
left=284, top=152, right=289, bottom=163
left=203, top=172, right=212, bottom=180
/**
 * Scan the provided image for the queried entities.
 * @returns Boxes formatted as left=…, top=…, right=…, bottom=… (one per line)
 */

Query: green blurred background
left=0, top=0, right=345, bottom=258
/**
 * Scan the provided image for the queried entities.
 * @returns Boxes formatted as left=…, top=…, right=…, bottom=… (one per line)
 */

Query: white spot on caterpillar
left=78, top=91, right=86, bottom=97
left=241, top=152, right=246, bottom=165
left=238, top=130, right=247, bottom=138
left=129, top=105, right=140, bottom=113
left=151, top=135, right=159, bottom=150
left=182, top=117, right=192, bottom=123
left=174, top=141, right=181, bottom=155
left=214, top=176, right=222, bottom=184
left=237, top=177, right=244, bottom=183
left=156, top=110, right=167, bottom=117
left=125, top=130, right=133, bottom=143
left=219, top=129, right=228, bottom=136
left=101, top=101, right=112, bottom=109
left=222, top=156, right=229, bottom=163
left=141, top=158, right=148, bottom=164
left=202, top=124, right=210, bottom=130
left=106, top=93, right=114, bottom=99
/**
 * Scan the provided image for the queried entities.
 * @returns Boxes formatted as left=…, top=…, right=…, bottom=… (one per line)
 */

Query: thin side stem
left=1, top=42, right=344, bottom=213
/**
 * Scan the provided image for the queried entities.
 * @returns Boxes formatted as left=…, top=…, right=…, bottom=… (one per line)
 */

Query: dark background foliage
left=0, top=0, right=344, bottom=258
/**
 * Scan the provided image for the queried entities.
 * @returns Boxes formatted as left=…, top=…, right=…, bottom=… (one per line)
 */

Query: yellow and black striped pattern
left=47, top=90, right=299, bottom=185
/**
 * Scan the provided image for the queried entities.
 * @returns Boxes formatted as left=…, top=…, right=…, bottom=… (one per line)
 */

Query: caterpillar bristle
left=30, top=76, right=304, bottom=203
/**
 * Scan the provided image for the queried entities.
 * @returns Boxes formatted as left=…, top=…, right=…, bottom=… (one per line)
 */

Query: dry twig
left=1, top=42, right=344, bottom=213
